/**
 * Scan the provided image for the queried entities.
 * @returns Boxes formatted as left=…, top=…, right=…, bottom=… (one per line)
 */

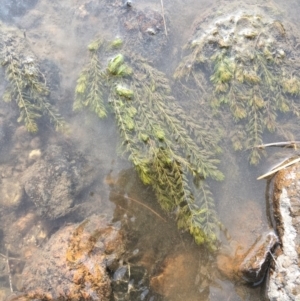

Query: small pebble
left=126, top=0, right=132, bottom=7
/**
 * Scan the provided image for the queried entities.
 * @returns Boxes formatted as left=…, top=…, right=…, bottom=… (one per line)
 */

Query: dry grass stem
left=160, top=0, right=168, bottom=36
left=257, top=156, right=300, bottom=180
left=110, top=190, right=167, bottom=222
left=255, top=141, right=300, bottom=149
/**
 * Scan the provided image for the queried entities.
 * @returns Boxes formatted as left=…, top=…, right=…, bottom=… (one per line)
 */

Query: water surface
left=0, top=0, right=300, bottom=300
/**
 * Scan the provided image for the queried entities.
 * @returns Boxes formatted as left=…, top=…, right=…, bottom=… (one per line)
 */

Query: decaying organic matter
left=0, top=22, right=66, bottom=132
left=74, top=38, right=224, bottom=250
left=175, top=3, right=300, bottom=164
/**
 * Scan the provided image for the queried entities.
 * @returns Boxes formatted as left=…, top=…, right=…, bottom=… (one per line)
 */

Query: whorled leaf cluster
left=0, top=23, right=66, bottom=132
left=175, top=8, right=300, bottom=164
left=74, top=38, right=224, bottom=250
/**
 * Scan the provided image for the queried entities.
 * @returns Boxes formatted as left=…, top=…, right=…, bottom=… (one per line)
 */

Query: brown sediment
left=150, top=251, right=201, bottom=301
left=20, top=215, right=125, bottom=301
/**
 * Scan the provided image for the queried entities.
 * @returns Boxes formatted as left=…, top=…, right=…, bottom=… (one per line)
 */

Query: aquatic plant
left=175, top=10, right=300, bottom=164
left=0, top=23, right=66, bottom=132
left=73, top=39, right=107, bottom=118
left=74, top=38, right=224, bottom=250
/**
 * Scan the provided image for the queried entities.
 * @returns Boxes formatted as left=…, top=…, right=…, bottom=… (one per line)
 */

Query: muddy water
left=0, top=0, right=300, bottom=300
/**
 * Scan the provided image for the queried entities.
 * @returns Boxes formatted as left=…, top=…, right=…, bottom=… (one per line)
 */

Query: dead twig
left=160, top=0, right=168, bottom=36
left=6, top=249, right=13, bottom=293
left=0, top=250, right=25, bottom=293
left=269, top=251, right=281, bottom=270
left=255, top=141, right=300, bottom=149
left=257, top=156, right=300, bottom=180
left=110, top=190, right=167, bottom=222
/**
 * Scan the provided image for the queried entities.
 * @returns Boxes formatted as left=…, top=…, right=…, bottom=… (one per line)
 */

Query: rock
left=11, top=126, right=32, bottom=153
left=4, top=210, right=44, bottom=247
left=217, top=231, right=278, bottom=285
left=21, top=215, right=125, bottom=301
left=267, top=161, right=300, bottom=300
left=150, top=251, right=200, bottom=301
left=125, top=0, right=132, bottom=8
left=0, top=0, right=38, bottom=21
left=220, top=200, right=268, bottom=249
left=0, top=177, right=24, bottom=208
left=28, top=149, right=41, bottom=162
left=238, top=231, right=279, bottom=284
left=22, top=144, right=95, bottom=219
left=119, top=6, right=167, bottom=63
left=0, top=118, right=8, bottom=151
left=29, top=137, right=41, bottom=149
left=216, top=198, right=272, bottom=285
left=111, top=264, right=151, bottom=301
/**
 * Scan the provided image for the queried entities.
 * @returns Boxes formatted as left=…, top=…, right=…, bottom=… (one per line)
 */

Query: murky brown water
left=0, top=0, right=300, bottom=300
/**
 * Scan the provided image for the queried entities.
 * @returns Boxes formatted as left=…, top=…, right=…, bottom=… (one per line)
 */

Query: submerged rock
left=22, top=144, right=95, bottom=219
left=21, top=215, right=125, bottom=301
left=150, top=251, right=201, bottom=300
left=217, top=230, right=278, bottom=285
left=267, top=161, right=300, bottom=300
left=0, top=0, right=38, bottom=22
left=174, top=1, right=300, bottom=164
left=0, top=178, right=24, bottom=208
left=238, top=231, right=278, bottom=284
left=119, top=6, right=167, bottom=62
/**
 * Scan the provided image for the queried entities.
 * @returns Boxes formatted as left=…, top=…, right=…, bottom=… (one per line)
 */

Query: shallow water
left=0, top=0, right=300, bottom=300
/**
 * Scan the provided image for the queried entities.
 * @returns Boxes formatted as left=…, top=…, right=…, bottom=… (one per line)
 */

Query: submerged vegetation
left=0, top=23, right=66, bottom=132
left=175, top=10, right=300, bottom=164
left=74, top=38, right=223, bottom=250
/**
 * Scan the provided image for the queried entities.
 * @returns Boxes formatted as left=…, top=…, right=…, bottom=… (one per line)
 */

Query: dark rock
left=0, top=118, right=8, bottom=150
left=111, top=264, right=151, bottom=301
left=119, top=7, right=167, bottom=63
left=39, top=59, right=61, bottom=92
left=0, top=0, right=38, bottom=22
left=22, top=144, right=95, bottom=219
left=217, top=230, right=278, bottom=285
left=125, top=0, right=133, bottom=8
left=238, top=231, right=279, bottom=284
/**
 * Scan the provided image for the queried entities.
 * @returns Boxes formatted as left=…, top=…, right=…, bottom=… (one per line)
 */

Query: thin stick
left=160, top=0, right=168, bottom=36
left=254, top=31, right=263, bottom=48
left=0, top=253, right=23, bottom=261
left=257, top=156, right=300, bottom=180
left=6, top=249, right=13, bottom=293
left=192, top=71, right=206, bottom=93
left=110, top=191, right=167, bottom=222
left=255, top=141, right=300, bottom=149
left=269, top=251, right=281, bottom=270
